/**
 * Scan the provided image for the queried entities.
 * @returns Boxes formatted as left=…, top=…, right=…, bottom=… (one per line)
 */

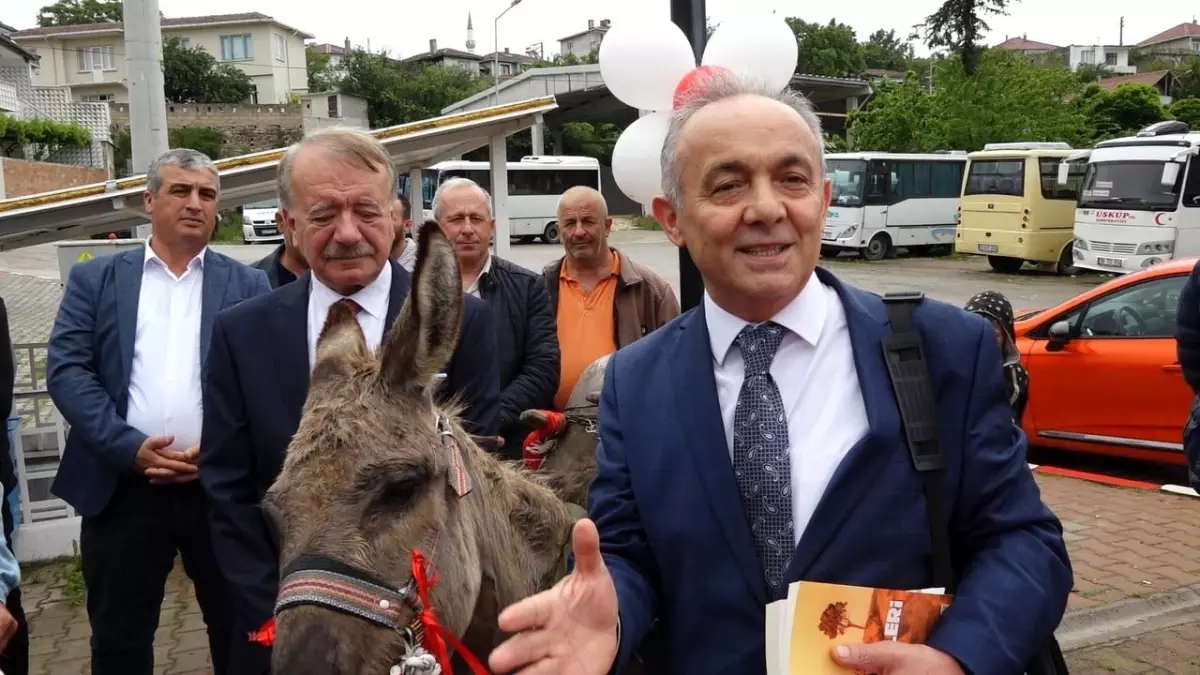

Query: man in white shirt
left=488, top=71, right=1071, bottom=675
left=47, top=148, right=272, bottom=675
left=200, top=127, right=501, bottom=675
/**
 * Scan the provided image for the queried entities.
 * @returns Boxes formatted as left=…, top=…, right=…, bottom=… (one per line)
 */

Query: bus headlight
left=1143, top=257, right=1163, bottom=268
left=1136, top=241, right=1174, bottom=255
left=837, top=226, right=857, bottom=239
left=1073, top=237, right=1088, bottom=251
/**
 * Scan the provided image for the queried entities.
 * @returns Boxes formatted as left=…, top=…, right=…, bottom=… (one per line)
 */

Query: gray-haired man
left=47, top=148, right=271, bottom=675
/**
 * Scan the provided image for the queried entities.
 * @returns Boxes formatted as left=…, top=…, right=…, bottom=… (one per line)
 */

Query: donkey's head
left=265, top=225, right=483, bottom=674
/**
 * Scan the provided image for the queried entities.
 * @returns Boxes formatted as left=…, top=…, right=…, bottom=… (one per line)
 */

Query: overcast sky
left=3, top=0, right=1196, bottom=60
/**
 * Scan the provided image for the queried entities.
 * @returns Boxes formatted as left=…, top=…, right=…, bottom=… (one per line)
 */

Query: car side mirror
left=1046, top=320, right=1071, bottom=351
left=1057, top=163, right=1070, bottom=186
left=1162, top=162, right=1181, bottom=187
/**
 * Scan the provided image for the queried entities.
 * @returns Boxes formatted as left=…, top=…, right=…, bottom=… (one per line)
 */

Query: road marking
left=1161, top=484, right=1200, bottom=499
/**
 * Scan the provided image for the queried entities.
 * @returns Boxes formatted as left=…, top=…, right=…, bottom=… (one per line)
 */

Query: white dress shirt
left=307, top=262, right=393, bottom=368
left=464, top=254, right=493, bottom=297
left=705, top=279, right=870, bottom=545
left=125, top=240, right=207, bottom=453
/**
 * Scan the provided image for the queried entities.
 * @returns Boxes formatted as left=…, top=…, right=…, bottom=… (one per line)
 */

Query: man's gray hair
left=432, top=177, right=493, bottom=221
left=276, top=126, right=396, bottom=209
left=146, top=148, right=220, bottom=194
left=660, top=70, right=825, bottom=207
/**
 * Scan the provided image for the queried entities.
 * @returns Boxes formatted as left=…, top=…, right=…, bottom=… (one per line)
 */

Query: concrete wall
left=0, top=158, right=107, bottom=199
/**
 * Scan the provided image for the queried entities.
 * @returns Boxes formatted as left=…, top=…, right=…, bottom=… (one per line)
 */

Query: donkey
left=264, top=225, right=578, bottom=674
left=517, top=353, right=611, bottom=507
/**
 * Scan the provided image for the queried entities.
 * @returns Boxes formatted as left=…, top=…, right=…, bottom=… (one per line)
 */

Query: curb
left=1028, top=463, right=1200, bottom=500
left=1057, top=582, right=1200, bottom=651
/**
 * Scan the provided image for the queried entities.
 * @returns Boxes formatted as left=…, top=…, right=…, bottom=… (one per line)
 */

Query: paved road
left=0, top=231, right=1105, bottom=346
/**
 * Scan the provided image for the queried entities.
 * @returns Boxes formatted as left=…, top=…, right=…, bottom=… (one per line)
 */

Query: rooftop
left=11, top=12, right=314, bottom=40
left=994, top=36, right=1061, bottom=51
left=1097, top=70, right=1177, bottom=90
left=1137, top=21, right=1200, bottom=48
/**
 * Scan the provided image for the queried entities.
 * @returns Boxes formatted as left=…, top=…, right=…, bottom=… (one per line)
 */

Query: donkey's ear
left=379, top=223, right=463, bottom=394
left=311, top=299, right=369, bottom=384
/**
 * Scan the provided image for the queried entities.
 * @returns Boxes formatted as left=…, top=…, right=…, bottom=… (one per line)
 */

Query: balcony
left=0, top=80, right=19, bottom=114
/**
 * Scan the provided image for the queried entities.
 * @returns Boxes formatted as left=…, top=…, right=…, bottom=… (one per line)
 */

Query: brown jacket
left=542, top=249, right=680, bottom=348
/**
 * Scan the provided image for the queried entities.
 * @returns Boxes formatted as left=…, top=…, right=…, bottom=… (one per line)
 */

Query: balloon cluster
left=600, top=15, right=799, bottom=206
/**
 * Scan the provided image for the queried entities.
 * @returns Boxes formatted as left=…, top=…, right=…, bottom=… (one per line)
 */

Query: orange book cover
left=785, top=581, right=953, bottom=674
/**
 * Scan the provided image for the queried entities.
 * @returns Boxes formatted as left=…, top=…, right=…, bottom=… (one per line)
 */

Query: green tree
left=1175, top=57, right=1200, bottom=100
left=849, top=50, right=1088, bottom=152
left=786, top=18, right=866, bottom=77
left=306, top=49, right=337, bottom=93
left=170, top=126, right=225, bottom=159
left=162, top=36, right=253, bottom=103
left=1079, top=83, right=1170, bottom=141
left=36, top=0, right=121, bottom=26
left=861, top=29, right=915, bottom=72
left=339, top=50, right=489, bottom=128
left=914, top=0, right=1014, bottom=75
left=1170, top=98, right=1200, bottom=128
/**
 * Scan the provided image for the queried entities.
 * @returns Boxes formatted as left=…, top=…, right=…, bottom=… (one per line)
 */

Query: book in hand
left=765, top=580, right=953, bottom=675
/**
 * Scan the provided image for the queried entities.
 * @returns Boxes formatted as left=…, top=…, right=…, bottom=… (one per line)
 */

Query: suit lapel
left=114, top=249, right=144, bottom=394
left=384, top=260, right=411, bottom=332
left=783, top=269, right=904, bottom=587
left=673, top=305, right=769, bottom=605
left=200, top=250, right=231, bottom=372
left=274, top=274, right=314, bottom=422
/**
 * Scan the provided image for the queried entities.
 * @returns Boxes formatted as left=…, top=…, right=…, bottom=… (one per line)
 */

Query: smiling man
left=488, top=72, right=1071, bottom=675
left=199, top=127, right=500, bottom=675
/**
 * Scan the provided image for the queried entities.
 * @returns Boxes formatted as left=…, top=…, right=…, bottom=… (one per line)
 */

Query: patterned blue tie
left=732, top=321, right=792, bottom=591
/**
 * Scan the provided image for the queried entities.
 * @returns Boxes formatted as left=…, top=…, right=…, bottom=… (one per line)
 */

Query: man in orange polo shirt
left=542, top=186, right=680, bottom=409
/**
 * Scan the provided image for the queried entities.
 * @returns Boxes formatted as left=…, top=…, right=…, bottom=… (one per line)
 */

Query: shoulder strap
left=880, top=291, right=955, bottom=592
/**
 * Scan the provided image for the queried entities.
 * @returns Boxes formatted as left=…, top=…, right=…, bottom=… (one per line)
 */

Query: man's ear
left=652, top=196, right=684, bottom=248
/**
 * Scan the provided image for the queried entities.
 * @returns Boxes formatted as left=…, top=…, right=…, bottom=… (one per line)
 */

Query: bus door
left=863, top=160, right=891, bottom=234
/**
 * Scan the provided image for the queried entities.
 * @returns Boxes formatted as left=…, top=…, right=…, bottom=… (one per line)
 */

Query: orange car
left=1013, top=257, right=1197, bottom=465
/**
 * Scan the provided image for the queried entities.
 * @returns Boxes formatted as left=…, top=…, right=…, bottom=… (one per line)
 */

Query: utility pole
left=123, top=0, right=169, bottom=237
left=670, top=0, right=707, bottom=312
left=1119, top=16, right=1124, bottom=46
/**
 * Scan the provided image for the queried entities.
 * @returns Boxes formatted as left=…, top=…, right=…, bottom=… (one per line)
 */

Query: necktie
left=334, top=297, right=362, bottom=316
left=731, top=321, right=792, bottom=591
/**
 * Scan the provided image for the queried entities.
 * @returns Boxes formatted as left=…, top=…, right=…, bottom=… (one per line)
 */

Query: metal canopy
left=0, top=97, right=558, bottom=251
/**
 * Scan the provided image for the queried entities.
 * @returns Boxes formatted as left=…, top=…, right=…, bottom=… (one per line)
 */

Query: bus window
left=890, top=160, right=963, bottom=201
left=1184, top=159, right=1200, bottom=209
left=1039, top=158, right=1086, bottom=200
left=965, top=160, right=1024, bottom=197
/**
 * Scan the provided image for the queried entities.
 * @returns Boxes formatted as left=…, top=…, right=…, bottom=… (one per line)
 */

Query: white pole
left=123, top=0, right=169, bottom=238
left=490, top=135, right=510, bottom=261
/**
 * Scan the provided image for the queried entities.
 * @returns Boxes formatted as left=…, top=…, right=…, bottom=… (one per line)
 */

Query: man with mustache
left=48, top=148, right=271, bottom=675
left=200, top=128, right=501, bottom=675
left=542, top=186, right=679, bottom=411
left=435, top=177, right=559, bottom=457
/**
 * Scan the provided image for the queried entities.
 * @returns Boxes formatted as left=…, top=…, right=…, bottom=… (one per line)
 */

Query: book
left=766, top=580, right=953, bottom=675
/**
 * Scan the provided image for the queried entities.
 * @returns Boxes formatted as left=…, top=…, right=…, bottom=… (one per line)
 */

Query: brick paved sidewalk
left=20, top=472, right=1200, bottom=674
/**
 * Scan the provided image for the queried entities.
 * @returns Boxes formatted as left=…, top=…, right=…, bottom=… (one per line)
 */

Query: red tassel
left=249, top=617, right=276, bottom=647
left=411, top=548, right=490, bottom=674
left=522, top=410, right=567, bottom=471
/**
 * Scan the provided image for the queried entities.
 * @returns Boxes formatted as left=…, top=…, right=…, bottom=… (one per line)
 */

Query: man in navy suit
left=47, top=148, right=272, bottom=675
left=200, top=127, right=501, bottom=675
left=489, top=72, right=1072, bottom=675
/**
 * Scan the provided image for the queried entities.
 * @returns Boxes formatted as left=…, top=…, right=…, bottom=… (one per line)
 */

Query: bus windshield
left=827, top=159, right=867, bottom=206
left=1080, top=161, right=1181, bottom=211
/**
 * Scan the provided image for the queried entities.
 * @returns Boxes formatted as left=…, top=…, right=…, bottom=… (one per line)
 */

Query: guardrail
left=9, top=342, right=74, bottom=530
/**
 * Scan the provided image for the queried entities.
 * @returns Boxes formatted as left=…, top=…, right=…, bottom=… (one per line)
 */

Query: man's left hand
left=831, top=642, right=965, bottom=674
left=148, top=444, right=200, bottom=485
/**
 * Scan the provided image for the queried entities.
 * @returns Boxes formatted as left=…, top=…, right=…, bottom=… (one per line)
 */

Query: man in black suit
left=0, top=296, right=26, bottom=675
left=199, top=127, right=501, bottom=675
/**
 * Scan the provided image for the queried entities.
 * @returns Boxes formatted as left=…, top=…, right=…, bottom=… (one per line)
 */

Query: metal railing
left=10, top=341, right=75, bottom=526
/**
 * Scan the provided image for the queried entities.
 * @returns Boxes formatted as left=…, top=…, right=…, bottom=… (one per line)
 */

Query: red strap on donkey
left=522, top=410, right=567, bottom=470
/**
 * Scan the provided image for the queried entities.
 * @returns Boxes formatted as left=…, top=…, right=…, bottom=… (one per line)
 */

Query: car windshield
left=245, top=199, right=278, bottom=210
left=1079, top=161, right=1181, bottom=211
left=827, top=159, right=866, bottom=206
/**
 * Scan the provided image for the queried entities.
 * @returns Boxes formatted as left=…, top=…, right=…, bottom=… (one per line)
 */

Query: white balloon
left=611, top=112, right=671, bottom=206
left=701, top=15, right=798, bottom=92
left=600, top=20, right=697, bottom=112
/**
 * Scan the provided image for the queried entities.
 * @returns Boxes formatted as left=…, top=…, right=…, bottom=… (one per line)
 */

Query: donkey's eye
left=369, top=469, right=426, bottom=513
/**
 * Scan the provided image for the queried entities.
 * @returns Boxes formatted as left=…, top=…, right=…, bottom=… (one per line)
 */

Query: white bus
left=399, top=156, right=602, bottom=244
left=1059, top=121, right=1200, bottom=274
left=823, top=152, right=968, bottom=260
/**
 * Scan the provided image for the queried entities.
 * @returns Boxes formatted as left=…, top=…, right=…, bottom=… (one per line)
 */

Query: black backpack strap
left=880, top=291, right=955, bottom=592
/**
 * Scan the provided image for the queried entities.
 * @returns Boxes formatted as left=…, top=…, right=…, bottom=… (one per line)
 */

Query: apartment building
left=11, top=12, right=312, bottom=104
left=558, top=19, right=609, bottom=60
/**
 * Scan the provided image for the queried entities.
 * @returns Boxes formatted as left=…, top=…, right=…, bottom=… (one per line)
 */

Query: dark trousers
left=80, top=478, right=231, bottom=675
left=0, top=588, right=27, bottom=675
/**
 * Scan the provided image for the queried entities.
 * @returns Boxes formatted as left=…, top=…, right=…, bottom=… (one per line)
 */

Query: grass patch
left=213, top=211, right=246, bottom=244
left=62, top=540, right=86, bottom=605
left=631, top=216, right=661, bottom=231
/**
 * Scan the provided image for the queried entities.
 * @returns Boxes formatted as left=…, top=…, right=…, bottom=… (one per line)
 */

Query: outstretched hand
left=488, top=518, right=619, bottom=675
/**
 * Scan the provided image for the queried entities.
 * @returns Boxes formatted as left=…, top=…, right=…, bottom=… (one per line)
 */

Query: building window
left=1192, top=38, right=1200, bottom=52
left=245, top=85, right=258, bottom=104
left=1080, top=50, right=1095, bottom=64
left=81, top=93, right=114, bottom=102
left=77, top=45, right=115, bottom=72
left=273, top=33, right=286, bottom=61
left=1105, top=52, right=1118, bottom=66
left=220, top=34, right=253, bottom=61
left=327, top=95, right=338, bottom=117
left=177, top=37, right=191, bottom=49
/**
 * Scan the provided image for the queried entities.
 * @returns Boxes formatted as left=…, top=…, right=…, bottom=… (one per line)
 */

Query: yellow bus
left=954, top=143, right=1088, bottom=274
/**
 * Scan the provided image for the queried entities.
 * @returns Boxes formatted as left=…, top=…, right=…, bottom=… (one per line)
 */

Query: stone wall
left=109, top=102, right=306, bottom=158
left=0, top=158, right=107, bottom=199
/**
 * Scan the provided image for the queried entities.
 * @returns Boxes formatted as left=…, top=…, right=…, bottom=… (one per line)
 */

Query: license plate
left=259, top=228, right=277, bottom=236
left=978, top=243, right=998, bottom=253
left=1096, top=256, right=1122, bottom=268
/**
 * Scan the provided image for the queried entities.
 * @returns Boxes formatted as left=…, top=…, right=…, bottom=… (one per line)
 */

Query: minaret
left=465, top=11, right=476, bottom=53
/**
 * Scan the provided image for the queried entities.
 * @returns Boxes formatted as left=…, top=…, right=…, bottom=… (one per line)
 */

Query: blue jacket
left=590, top=268, right=1073, bottom=675
left=47, top=247, right=271, bottom=517
left=0, top=531, right=16, bottom=601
